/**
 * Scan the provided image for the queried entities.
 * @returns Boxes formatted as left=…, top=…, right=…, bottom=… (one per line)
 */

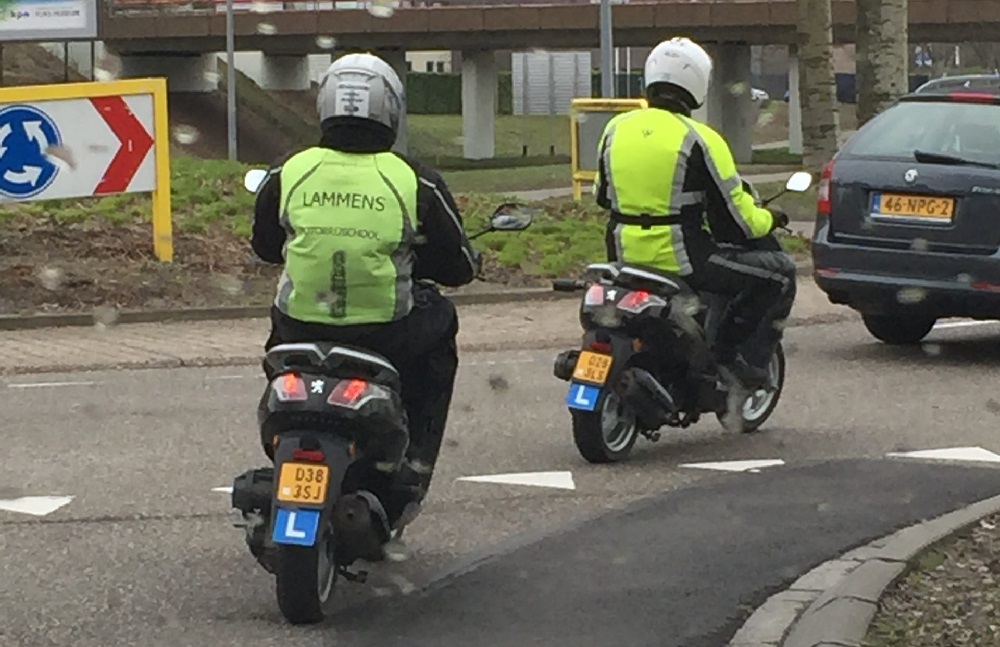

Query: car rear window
left=843, top=101, right=1000, bottom=167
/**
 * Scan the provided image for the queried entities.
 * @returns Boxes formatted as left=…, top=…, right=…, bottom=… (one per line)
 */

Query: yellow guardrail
left=569, top=97, right=647, bottom=201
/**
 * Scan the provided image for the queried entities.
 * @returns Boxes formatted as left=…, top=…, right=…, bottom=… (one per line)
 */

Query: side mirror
left=785, top=171, right=813, bottom=193
left=243, top=169, right=269, bottom=193
left=489, top=204, right=534, bottom=232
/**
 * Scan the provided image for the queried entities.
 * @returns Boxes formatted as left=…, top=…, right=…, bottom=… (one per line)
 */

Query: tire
left=715, top=343, right=786, bottom=434
left=862, top=313, right=936, bottom=345
left=570, top=391, right=639, bottom=463
left=274, top=534, right=337, bottom=625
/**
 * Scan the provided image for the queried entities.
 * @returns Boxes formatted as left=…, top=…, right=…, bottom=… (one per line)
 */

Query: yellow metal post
left=149, top=78, right=173, bottom=262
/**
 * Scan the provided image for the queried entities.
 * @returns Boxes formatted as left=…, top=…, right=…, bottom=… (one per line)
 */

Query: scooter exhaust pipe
left=617, top=368, right=681, bottom=429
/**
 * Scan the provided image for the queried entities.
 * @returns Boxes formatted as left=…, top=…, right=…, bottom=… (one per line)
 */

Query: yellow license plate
left=572, top=350, right=613, bottom=385
left=276, top=462, right=330, bottom=505
left=875, top=193, right=955, bottom=220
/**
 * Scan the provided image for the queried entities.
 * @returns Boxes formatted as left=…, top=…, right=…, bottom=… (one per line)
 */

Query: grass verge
left=0, top=157, right=809, bottom=316
left=862, top=514, right=1000, bottom=647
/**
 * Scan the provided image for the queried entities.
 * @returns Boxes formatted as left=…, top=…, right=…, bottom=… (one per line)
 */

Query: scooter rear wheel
left=571, top=391, right=639, bottom=463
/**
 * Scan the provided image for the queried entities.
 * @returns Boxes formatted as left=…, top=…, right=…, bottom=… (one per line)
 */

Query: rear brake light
left=273, top=373, right=308, bottom=401
left=949, top=91, right=998, bottom=103
left=327, top=378, right=389, bottom=409
left=589, top=341, right=612, bottom=353
left=292, top=448, right=325, bottom=462
left=584, top=284, right=605, bottom=306
left=817, top=161, right=834, bottom=215
left=616, top=289, right=666, bottom=314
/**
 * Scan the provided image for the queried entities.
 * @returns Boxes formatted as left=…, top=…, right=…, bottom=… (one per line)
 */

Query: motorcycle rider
left=593, top=37, right=796, bottom=429
left=250, top=52, right=481, bottom=535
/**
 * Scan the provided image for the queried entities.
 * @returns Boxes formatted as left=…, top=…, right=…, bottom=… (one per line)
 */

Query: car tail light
left=584, top=284, right=605, bottom=306
left=273, top=373, right=308, bottom=401
left=817, top=160, right=834, bottom=215
left=972, top=281, right=1000, bottom=293
left=949, top=91, right=999, bottom=104
left=327, top=378, right=389, bottom=410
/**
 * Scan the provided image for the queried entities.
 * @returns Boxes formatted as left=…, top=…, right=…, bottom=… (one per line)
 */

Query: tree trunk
left=797, top=0, right=841, bottom=172
left=856, top=0, right=909, bottom=126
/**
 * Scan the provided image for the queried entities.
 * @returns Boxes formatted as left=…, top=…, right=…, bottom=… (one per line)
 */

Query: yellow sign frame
left=569, top=97, right=647, bottom=201
left=0, top=78, right=173, bottom=262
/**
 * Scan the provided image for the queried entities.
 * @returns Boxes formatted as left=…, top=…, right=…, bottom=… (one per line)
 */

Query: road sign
left=0, top=104, right=63, bottom=200
left=0, top=79, right=173, bottom=262
left=0, top=0, right=99, bottom=41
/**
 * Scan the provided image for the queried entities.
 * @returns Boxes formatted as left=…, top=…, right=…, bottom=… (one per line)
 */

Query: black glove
left=769, top=208, right=790, bottom=231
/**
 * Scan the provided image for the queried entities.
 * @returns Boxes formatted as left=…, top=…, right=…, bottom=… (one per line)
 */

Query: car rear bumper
left=811, top=221, right=1000, bottom=317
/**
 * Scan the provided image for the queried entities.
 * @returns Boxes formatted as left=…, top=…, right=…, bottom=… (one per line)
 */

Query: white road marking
left=679, top=459, right=786, bottom=473
left=886, top=446, right=1000, bottom=464
left=6, top=381, right=97, bottom=389
left=933, top=320, right=998, bottom=331
left=0, top=495, right=74, bottom=516
left=465, top=358, right=538, bottom=367
left=212, top=486, right=233, bottom=494
left=456, top=470, right=577, bottom=490
left=205, top=375, right=254, bottom=381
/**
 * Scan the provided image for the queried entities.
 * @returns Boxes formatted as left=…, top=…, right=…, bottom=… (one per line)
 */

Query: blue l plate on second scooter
left=566, top=382, right=601, bottom=412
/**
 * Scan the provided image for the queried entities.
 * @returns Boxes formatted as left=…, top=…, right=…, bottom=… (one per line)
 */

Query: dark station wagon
left=811, top=74, right=1000, bottom=344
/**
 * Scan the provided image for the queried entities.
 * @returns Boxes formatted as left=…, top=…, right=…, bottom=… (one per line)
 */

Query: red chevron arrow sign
left=90, top=95, right=156, bottom=195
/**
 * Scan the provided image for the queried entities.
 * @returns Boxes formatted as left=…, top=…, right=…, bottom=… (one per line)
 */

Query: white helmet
left=643, top=37, right=713, bottom=108
left=317, top=53, right=405, bottom=135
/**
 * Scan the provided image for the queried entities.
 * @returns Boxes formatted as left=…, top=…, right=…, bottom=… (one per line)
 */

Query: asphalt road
left=3, top=316, right=1000, bottom=646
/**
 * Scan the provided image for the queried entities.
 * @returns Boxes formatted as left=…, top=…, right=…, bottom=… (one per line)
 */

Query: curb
left=0, top=261, right=815, bottom=332
left=0, top=309, right=853, bottom=377
left=728, top=490, right=1000, bottom=647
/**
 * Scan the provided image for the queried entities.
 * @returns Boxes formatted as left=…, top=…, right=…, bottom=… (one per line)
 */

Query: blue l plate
left=272, top=507, right=321, bottom=546
left=566, top=382, right=601, bottom=411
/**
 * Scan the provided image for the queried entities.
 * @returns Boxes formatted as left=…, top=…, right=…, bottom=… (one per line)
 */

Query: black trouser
left=604, top=227, right=797, bottom=372
left=259, top=285, right=460, bottom=506
left=683, top=246, right=798, bottom=371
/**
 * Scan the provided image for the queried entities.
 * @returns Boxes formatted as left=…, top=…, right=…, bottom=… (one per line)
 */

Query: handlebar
left=552, top=279, right=587, bottom=292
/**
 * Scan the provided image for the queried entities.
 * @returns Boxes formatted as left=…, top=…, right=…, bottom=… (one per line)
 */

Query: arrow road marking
left=90, top=96, right=154, bottom=195
left=679, top=459, right=786, bottom=473
left=3, top=165, right=43, bottom=186
left=456, top=471, right=577, bottom=490
left=0, top=495, right=74, bottom=516
left=886, top=446, right=1000, bottom=464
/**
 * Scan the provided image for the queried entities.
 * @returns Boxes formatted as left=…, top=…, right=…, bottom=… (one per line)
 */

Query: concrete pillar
left=377, top=48, right=408, bottom=155
left=703, top=43, right=755, bottom=165
left=788, top=45, right=803, bottom=155
left=119, top=53, right=219, bottom=93
left=259, top=54, right=310, bottom=91
left=460, top=50, right=498, bottom=160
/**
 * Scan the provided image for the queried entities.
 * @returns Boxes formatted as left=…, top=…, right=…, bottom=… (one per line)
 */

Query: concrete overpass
left=98, top=0, right=1000, bottom=161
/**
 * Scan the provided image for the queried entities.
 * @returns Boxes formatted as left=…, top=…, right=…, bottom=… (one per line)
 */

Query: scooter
left=551, top=171, right=813, bottom=463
